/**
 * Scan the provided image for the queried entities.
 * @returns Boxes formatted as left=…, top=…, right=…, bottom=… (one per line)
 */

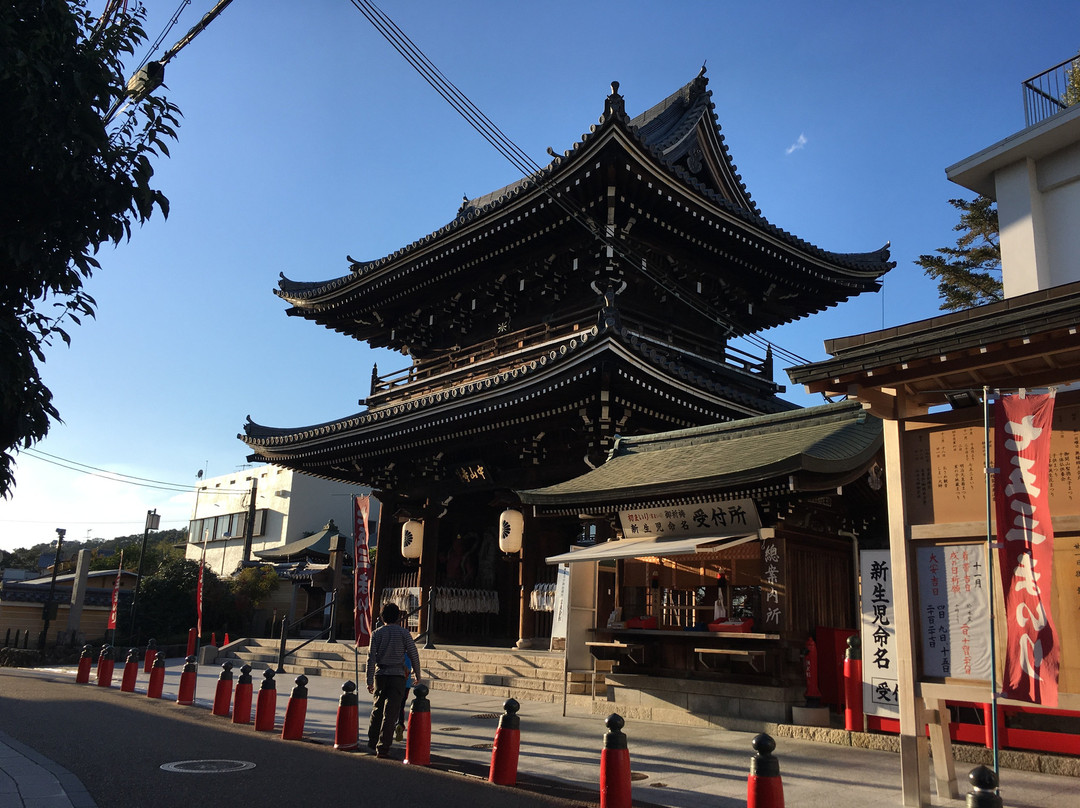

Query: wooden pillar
left=515, top=512, right=538, bottom=648
left=883, top=405, right=931, bottom=807
left=418, top=513, right=440, bottom=636
left=370, top=496, right=399, bottom=624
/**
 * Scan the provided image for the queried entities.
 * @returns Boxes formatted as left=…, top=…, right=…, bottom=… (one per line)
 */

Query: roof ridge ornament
left=602, top=81, right=628, bottom=125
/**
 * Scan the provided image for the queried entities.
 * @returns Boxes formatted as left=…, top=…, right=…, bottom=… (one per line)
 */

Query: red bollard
left=599, top=714, right=632, bottom=808
left=120, top=648, right=140, bottom=692
left=185, top=628, right=196, bottom=658
left=334, top=681, right=360, bottom=751
left=75, top=645, right=93, bottom=684
left=254, top=669, right=277, bottom=732
left=281, top=675, right=309, bottom=741
left=488, top=698, right=521, bottom=786
left=843, top=635, right=864, bottom=732
left=404, top=683, right=431, bottom=766
left=232, top=665, right=253, bottom=725
left=146, top=653, right=166, bottom=699
left=747, top=733, right=784, bottom=808
left=96, top=646, right=115, bottom=688
left=210, top=632, right=217, bottom=647
left=212, top=661, right=235, bottom=716
left=142, top=639, right=157, bottom=674
left=176, top=655, right=198, bottom=706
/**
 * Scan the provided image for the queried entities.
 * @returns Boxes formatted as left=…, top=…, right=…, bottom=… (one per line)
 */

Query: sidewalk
left=9, top=658, right=1080, bottom=808
left=0, top=728, right=96, bottom=808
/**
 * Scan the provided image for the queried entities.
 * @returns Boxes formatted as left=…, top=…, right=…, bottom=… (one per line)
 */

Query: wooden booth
left=788, top=281, right=1080, bottom=805
left=518, top=401, right=886, bottom=727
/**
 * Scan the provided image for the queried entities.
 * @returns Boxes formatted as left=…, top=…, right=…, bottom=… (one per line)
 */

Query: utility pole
left=242, top=476, right=258, bottom=563
left=38, top=528, right=66, bottom=650
left=128, top=509, right=160, bottom=646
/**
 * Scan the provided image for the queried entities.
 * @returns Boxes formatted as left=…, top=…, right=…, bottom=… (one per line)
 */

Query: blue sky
left=3, top=0, right=1079, bottom=552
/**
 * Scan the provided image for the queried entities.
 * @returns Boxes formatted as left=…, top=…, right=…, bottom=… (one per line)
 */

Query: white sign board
left=860, top=550, right=899, bottom=717
left=550, top=563, right=571, bottom=643
left=916, top=544, right=992, bottom=680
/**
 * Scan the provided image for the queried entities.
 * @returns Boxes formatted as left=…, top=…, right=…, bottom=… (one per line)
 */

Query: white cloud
left=785, top=133, right=808, bottom=155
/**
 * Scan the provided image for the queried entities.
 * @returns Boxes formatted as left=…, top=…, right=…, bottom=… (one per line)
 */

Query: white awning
left=545, top=531, right=760, bottom=564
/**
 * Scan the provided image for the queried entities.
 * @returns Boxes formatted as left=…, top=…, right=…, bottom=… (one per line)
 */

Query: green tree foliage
left=1063, top=51, right=1080, bottom=108
left=88, top=533, right=184, bottom=573
left=138, top=556, right=237, bottom=644
left=915, top=196, right=1002, bottom=311
left=0, top=0, right=181, bottom=498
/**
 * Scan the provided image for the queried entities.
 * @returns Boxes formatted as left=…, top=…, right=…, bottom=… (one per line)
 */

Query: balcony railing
left=1023, top=54, right=1080, bottom=127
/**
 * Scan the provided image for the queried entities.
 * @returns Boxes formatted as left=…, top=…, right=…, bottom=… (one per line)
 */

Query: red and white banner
left=197, top=532, right=207, bottom=639
left=994, top=392, right=1060, bottom=706
left=354, top=495, right=372, bottom=647
left=107, top=549, right=124, bottom=631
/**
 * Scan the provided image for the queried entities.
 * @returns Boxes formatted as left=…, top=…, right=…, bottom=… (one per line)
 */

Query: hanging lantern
left=401, top=520, right=423, bottom=559
left=499, top=509, right=524, bottom=554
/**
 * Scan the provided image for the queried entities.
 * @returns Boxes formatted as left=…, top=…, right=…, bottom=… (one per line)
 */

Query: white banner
left=860, top=550, right=899, bottom=718
left=916, top=544, right=992, bottom=680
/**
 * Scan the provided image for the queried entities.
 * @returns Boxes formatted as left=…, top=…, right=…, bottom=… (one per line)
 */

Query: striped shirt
left=366, top=623, right=421, bottom=688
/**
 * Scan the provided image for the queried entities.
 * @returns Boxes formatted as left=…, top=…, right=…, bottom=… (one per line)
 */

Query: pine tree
left=915, top=196, right=1002, bottom=311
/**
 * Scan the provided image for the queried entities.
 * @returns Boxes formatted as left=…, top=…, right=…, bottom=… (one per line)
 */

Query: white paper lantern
left=401, top=520, right=423, bottom=559
left=499, top=509, right=523, bottom=554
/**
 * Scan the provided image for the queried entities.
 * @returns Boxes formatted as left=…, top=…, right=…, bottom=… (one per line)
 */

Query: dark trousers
left=369, top=675, right=407, bottom=753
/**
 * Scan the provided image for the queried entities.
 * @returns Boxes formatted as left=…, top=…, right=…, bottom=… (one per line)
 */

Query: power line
left=348, top=0, right=816, bottom=369
left=21, top=449, right=251, bottom=495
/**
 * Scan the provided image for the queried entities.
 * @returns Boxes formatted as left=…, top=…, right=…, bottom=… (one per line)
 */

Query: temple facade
left=241, top=69, right=892, bottom=645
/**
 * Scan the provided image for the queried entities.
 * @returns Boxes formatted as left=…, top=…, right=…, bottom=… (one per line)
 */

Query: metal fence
left=1022, top=54, right=1080, bottom=127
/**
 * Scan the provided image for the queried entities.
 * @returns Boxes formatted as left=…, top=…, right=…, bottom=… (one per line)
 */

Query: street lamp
left=127, top=508, right=160, bottom=646
left=38, top=528, right=66, bottom=650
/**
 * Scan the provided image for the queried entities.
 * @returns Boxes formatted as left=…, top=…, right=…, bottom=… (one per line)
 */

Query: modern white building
left=185, top=464, right=377, bottom=577
left=947, top=57, right=1080, bottom=297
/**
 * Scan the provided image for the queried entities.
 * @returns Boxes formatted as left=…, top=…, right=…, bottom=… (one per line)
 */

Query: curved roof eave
left=274, top=73, right=891, bottom=311
left=239, top=324, right=788, bottom=453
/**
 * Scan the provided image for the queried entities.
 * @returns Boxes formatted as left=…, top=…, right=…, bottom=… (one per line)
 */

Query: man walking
left=367, top=602, right=422, bottom=757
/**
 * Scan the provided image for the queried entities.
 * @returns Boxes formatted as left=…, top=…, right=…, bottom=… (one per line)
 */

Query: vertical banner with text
left=107, top=549, right=124, bottom=631
left=860, top=550, right=899, bottom=717
left=994, top=392, right=1060, bottom=705
left=353, top=495, right=372, bottom=647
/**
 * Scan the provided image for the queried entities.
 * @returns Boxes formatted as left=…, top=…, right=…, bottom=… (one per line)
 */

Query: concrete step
left=212, top=638, right=606, bottom=699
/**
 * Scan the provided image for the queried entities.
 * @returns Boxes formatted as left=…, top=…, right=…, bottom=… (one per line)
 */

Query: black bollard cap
left=966, top=766, right=1002, bottom=808
left=260, top=668, right=277, bottom=690
left=219, top=661, right=234, bottom=679
left=339, top=680, right=358, bottom=707
left=146, top=639, right=157, bottom=648
left=845, top=634, right=861, bottom=660
left=240, top=664, right=252, bottom=675
left=603, top=713, right=628, bottom=750
left=413, top=682, right=430, bottom=699
left=126, top=648, right=139, bottom=662
left=750, top=733, right=781, bottom=778
left=499, top=698, right=521, bottom=731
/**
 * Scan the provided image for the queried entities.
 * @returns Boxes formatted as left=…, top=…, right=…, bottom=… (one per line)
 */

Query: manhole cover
left=471, top=713, right=500, bottom=719
left=440, top=727, right=462, bottom=732
left=648, top=782, right=668, bottom=788
left=470, top=742, right=494, bottom=750
left=630, top=772, right=648, bottom=781
left=160, top=760, right=256, bottom=774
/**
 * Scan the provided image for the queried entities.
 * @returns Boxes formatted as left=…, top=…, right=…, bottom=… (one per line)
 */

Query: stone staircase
left=214, top=637, right=608, bottom=705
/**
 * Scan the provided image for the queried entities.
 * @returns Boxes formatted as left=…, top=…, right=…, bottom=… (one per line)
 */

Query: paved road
left=0, top=667, right=583, bottom=808
left=3, top=662, right=1079, bottom=808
